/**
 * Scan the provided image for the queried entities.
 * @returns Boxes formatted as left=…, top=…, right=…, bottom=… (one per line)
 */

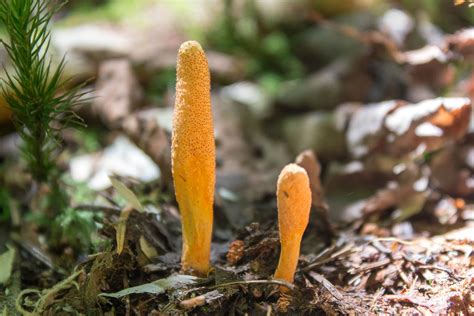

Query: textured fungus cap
left=277, top=163, right=312, bottom=238
left=176, top=41, right=210, bottom=92
left=173, top=40, right=213, bottom=162
left=274, top=163, right=311, bottom=286
left=172, top=40, right=215, bottom=276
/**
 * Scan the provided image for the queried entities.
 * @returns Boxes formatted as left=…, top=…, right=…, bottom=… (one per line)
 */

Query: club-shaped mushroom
left=274, top=163, right=311, bottom=288
left=172, top=41, right=215, bottom=276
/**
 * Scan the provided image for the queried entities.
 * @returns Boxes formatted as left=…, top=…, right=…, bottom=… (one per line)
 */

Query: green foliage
left=0, top=187, right=11, bottom=223
left=61, top=177, right=103, bottom=252
left=72, top=127, right=102, bottom=153
left=0, top=0, right=84, bottom=185
left=0, top=0, right=95, bottom=254
left=24, top=177, right=103, bottom=254
left=401, top=0, right=474, bottom=32
left=207, top=0, right=303, bottom=93
left=146, top=67, right=175, bottom=105
left=52, top=207, right=98, bottom=252
left=59, top=0, right=151, bottom=26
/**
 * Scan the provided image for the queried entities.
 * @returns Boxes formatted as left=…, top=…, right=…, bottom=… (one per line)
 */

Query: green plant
left=52, top=207, right=99, bottom=252
left=0, top=187, right=12, bottom=223
left=207, top=0, right=303, bottom=93
left=0, top=0, right=83, bottom=201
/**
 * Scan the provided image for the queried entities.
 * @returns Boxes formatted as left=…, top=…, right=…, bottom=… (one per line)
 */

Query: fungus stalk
left=274, top=164, right=311, bottom=286
left=172, top=41, right=215, bottom=276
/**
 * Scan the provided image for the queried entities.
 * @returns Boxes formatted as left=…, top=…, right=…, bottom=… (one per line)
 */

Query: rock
left=281, top=111, right=346, bottom=159
left=69, top=136, right=160, bottom=191
left=347, top=100, right=401, bottom=158
left=278, top=65, right=342, bottom=110
left=220, top=82, right=272, bottom=120
left=377, top=8, right=414, bottom=46
left=52, top=24, right=132, bottom=59
left=418, top=14, right=445, bottom=46
left=153, top=108, right=174, bottom=134
left=294, top=11, right=372, bottom=65
left=255, top=0, right=312, bottom=27
left=206, top=51, right=247, bottom=83
left=122, top=108, right=172, bottom=187
left=93, top=59, right=143, bottom=127
left=52, top=24, right=132, bottom=79
left=0, top=133, right=20, bottom=159
left=213, top=95, right=265, bottom=227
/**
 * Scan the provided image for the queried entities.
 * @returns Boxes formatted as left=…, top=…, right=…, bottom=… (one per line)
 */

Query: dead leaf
left=295, top=150, right=327, bottom=210
left=99, top=274, right=199, bottom=298
left=308, top=271, right=343, bottom=300
left=139, top=235, right=158, bottom=260
left=180, top=290, right=223, bottom=310
left=447, top=28, right=474, bottom=60
left=295, top=149, right=335, bottom=238
left=116, top=206, right=133, bottom=255
left=392, top=190, right=428, bottom=222
left=430, top=144, right=474, bottom=197
left=0, top=246, right=15, bottom=284
left=347, top=97, right=472, bottom=158
left=110, top=176, right=144, bottom=212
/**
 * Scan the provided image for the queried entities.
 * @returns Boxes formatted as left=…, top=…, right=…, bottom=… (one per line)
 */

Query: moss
left=58, top=0, right=153, bottom=27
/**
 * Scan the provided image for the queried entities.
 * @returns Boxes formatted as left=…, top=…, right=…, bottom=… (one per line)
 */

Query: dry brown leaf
left=347, top=97, right=472, bottom=158
left=139, top=235, right=158, bottom=260
left=295, top=150, right=326, bottom=210
left=116, top=206, right=133, bottom=255
left=447, top=28, right=474, bottom=60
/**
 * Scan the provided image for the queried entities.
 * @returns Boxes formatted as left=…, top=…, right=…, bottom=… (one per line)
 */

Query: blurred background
left=0, top=0, right=473, bottom=237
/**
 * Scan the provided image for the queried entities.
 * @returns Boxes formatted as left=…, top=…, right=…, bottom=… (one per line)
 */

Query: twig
left=307, top=10, right=402, bottom=62
left=384, top=294, right=434, bottom=312
left=308, top=272, right=343, bottom=300
left=209, top=279, right=295, bottom=291
left=16, top=270, right=84, bottom=314
left=266, top=305, right=272, bottom=316
left=15, top=289, right=39, bottom=316
left=417, top=264, right=462, bottom=281
left=375, top=237, right=418, bottom=246
left=369, top=288, right=385, bottom=313
left=300, top=243, right=354, bottom=272
left=394, top=263, right=411, bottom=287
left=180, top=295, right=207, bottom=310
left=74, top=204, right=121, bottom=213
left=351, top=258, right=391, bottom=273
left=10, top=233, right=66, bottom=275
